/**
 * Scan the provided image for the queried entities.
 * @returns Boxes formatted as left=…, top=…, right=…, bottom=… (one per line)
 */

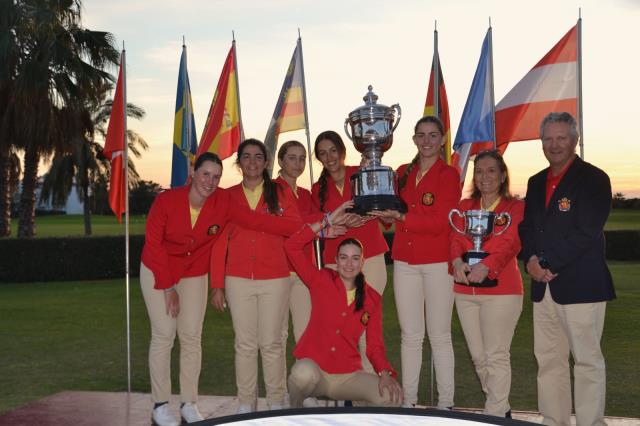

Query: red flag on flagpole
left=197, top=43, right=242, bottom=160
left=495, top=25, right=577, bottom=148
left=103, top=52, right=126, bottom=222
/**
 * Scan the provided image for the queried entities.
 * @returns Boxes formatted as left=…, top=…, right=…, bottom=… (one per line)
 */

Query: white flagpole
left=122, top=42, right=132, bottom=394
left=297, top=29, right=322, bottom=269
left=577, top=10, right=584, bottom=159
left=488, top=19, right=497, bottom=150
left=232, top=31, right=245, bottom=142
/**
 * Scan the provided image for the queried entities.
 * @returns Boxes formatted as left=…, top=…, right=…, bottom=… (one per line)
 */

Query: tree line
left=0, top=0, right=151, bottom=237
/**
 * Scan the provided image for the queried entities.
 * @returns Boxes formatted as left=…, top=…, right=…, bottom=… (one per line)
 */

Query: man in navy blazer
left=519, top=112, right=615, bottom=426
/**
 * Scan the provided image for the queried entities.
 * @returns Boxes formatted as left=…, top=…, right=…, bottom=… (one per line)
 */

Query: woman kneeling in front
left=284, top=202, right=403, bottom=407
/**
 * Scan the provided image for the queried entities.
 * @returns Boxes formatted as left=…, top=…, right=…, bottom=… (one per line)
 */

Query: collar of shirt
left=242, top=181, right=264, bottom=210
left=545, top=155, right=576, bottom=208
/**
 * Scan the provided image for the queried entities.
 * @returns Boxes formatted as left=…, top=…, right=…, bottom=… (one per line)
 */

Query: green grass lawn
left=8, top=214, right=147, bottom=237
left=5, top=208, right=638, bottom=238
left=605, top=209, right=640, bottom=230
left=0, top=262, right=637, bottom=417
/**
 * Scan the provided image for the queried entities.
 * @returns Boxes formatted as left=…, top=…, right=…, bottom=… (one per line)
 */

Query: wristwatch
left=538, top=256, right=550, bottom=269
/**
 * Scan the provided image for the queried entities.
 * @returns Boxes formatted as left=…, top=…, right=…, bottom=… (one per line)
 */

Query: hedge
left=0, top=231, right=638, bottom=283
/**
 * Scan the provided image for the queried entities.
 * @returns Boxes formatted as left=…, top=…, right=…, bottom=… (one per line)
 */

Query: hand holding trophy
left=448, top=209, right=512, bottom=287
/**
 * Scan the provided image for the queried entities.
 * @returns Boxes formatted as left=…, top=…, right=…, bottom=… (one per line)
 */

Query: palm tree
left=40, top=97, right=147, bottom=235
left=11, top=0, right=119, bottom=237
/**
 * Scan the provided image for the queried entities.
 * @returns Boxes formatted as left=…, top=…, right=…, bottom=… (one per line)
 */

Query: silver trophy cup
left=448, top=209, right=512, bottom=287
left=344, top=86, right=407, bottom=215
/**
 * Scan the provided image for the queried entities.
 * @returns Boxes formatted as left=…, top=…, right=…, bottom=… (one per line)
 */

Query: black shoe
left=344, top=400, right=353, bottom=407
left=505, top=410, right=512, bottom=418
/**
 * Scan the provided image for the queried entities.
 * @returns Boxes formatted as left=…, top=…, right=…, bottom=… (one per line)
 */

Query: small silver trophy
left=344, top=85, right=407, bottom=215
left=448, top=209, right=512, bottom=287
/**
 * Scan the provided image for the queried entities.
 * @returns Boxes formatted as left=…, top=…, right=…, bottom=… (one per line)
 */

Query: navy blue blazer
left=518, top=156, right=615, bottom=304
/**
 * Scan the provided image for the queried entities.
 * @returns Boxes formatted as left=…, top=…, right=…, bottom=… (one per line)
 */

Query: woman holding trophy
left=371, top=116, right=461, bottom=409
left=449, top=149, right=524, bottom=418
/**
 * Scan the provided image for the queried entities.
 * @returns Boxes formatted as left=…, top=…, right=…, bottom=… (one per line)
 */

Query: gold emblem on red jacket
left=422, top=192, right=434, bottom=206
left=495, top=215, right=507, bottom=226
left=360, top=311, right=370, bottom=326
left=558, top=197, right=571, bottom=212
left=208, top=224, right=220, bottom=235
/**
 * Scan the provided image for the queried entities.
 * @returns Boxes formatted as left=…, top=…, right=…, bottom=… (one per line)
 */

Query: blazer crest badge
left=558, top=197, right=571, bottom=212
left=422, top=192, right=435, bottom=206
left=208, top=224, right=221, bottom=235
left=360, top=311, right=370, bottom=326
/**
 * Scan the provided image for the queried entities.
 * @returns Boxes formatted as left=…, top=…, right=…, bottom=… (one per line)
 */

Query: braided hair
left=399, top=115, right=445, bottom=190
left=314, top=130, right=346, bottom=212
left=337, top=238, right=366, bottom=311
left=236, top=138, right=281, bottom=214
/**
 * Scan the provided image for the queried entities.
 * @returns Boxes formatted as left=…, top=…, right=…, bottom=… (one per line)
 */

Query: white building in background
left=33, top=177, right=84, bottom=214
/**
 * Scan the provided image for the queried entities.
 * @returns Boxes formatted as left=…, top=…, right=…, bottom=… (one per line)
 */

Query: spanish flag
left=197, top=42, right=243, bottom=160
left=423, top=30, right=452, bottom=165
left=264, top=38, right=307, bottom=174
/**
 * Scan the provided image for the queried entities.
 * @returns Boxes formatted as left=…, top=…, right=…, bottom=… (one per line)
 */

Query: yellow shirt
left=346, top=288, right=356, bottom=305
left=189, top=206, right=201, bottom=229
left=483, top=196, right=501, bottom=212
left=242, top=181, right=264, bottom=210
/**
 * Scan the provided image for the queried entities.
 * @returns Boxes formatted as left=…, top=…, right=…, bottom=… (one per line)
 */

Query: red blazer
left=210, top=183, right=301, bottom=287
left=392, top=159, right=461, bottom=264
left=276, top=176, right=318, bottom=270
left=311, top=166, right=388, bottom=264
left=141, top=186, right=300, bottom=290
left=449, top=197, right=524, bottom=296
left=285, top=225, right=396, bottom=377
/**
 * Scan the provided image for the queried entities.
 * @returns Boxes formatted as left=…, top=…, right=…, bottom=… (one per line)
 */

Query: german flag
left=423, top=38, right=452, bottom=165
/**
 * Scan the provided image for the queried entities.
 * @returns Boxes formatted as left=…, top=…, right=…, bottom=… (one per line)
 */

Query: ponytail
left=318, top=168, right=329, bottom=212
left=354, top=272, right=366, bottom=311
left=398, top=153, right=419, bottom=191
left=262, top=169, right=281, bottom=214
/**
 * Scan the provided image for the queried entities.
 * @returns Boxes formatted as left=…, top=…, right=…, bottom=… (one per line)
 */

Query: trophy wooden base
left=351, top=194, right=408, bottom=215
left=458, top=251, right=498, bottom=288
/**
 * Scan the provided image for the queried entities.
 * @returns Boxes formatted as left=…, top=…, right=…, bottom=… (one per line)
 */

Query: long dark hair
left=470, top=150, right=512, bottom=201
left=194, top=152, right=223, bottom=171
left=398, top=115, right=445, bottom=190
left=337, top=238, right=365, bottom=311
left=236, top=138, right=281, bottom=214
left=314, top=130, right=346, bottom=212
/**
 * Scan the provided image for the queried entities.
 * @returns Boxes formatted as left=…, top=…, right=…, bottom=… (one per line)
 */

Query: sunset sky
left=83, top=0, right=640, bottom=197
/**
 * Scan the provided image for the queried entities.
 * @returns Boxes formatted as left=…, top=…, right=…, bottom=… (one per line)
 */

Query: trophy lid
left=348, top=85, right=396, bottom=122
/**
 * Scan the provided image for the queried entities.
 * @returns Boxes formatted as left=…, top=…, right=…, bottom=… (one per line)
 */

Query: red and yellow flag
left=424, top=51, right=452, bottom=165
left=197, top=42, right=242, bottom=160
left=264, top=39, right=307, bottom=173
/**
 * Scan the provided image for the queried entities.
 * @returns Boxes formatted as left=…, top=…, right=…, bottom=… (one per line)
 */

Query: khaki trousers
left=455, top=293, right=523, bottom=416
left=534, top=286, right=607, bottom=426
left=288, top=358, right=399, bottom=408
left=326, top=253, right=387, bottom=375
left=140, top=263, right=208, bottom=403
left=393, top=260, right=455, bottom=408
left=226, top=276, right=292, bottom=407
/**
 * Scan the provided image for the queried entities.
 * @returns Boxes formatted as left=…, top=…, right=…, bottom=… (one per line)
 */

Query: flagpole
left=433, top=21, right=439, bottom=119
left=297, top=29, right=322, bottom=269
left=121, top=42, right=132, bottom=394
left=232, top=31, right=245, bottom=142
left=577, top=10, right=584, bottom=159
left=488, top=19, right=497, bottom=150
left=182, top=37, right=192, bottom=173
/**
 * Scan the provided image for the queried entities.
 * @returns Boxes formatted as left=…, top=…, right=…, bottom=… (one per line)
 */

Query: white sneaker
left=402, top=402, right=416, bottom=408
left=180, top=402, right=204, bottom=423
left=236, top=403, right=253, bottom=414
left=302, top=397, right=320, bottom=408
left=152, top=404, right=179, bottom=426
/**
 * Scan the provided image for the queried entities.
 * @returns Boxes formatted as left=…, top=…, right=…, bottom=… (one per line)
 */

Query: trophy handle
left=448, top=209, right=466, bottom=235
left=493, top=212, right=512, bottom=237
left=390, top=103, right=402, bottom=132
left=344, top=119, right=354, bottom=142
